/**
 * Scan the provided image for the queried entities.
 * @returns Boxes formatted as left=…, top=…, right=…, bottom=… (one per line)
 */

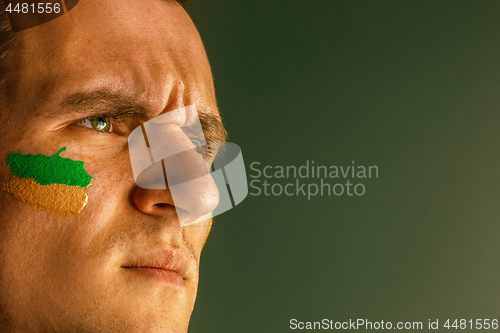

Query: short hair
left=0, top=7, right=21, bottom=107
left=0, top=9, right=13, bottom=62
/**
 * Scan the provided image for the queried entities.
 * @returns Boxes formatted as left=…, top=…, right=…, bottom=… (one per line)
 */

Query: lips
left=122, top=249, right=190, bottom=286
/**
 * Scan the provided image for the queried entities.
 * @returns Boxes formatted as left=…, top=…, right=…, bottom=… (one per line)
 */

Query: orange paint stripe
left=1, top=176, right=88, bottom=218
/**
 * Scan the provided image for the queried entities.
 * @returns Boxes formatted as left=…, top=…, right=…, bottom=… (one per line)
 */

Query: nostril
left=155, top=203, right=169, bottom=208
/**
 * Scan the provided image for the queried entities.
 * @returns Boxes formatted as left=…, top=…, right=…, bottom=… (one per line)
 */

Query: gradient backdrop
left=186, top=1, right=500, bottom=331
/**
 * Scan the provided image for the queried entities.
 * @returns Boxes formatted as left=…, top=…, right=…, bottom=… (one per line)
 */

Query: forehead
left=13, top=0, right=215, bottom=113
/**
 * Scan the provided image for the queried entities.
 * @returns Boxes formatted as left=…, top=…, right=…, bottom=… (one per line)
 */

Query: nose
left=129, top=107, right=219, bottom=226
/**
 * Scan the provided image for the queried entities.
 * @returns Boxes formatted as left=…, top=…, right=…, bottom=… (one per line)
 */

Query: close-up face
left=0, top=0, right=224, bottom=331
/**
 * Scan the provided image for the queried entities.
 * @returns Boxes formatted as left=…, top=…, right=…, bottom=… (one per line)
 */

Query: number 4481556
left=444, top=319, right=499, bottom=330
left=5, top=3, right=61, bottom=14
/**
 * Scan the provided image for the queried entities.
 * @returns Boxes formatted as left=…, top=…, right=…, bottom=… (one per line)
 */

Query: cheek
left=81, top=148, right=134, bottom=204
left=0, top=190, right=77, bottom=261
left=0, top=192, right=81, bottom=317
left=75, top=157, right=134, bottom=240
left=73, top=145, right=129, bottom=176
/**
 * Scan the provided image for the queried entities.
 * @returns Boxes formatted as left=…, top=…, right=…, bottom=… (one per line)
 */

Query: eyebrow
left=60, top=90, right=150, bottom=118
left=56, top=89, right=227, bottom=144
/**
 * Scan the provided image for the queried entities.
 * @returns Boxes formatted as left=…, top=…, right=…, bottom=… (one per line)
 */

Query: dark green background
left=187, top=1, right=500, bottom=331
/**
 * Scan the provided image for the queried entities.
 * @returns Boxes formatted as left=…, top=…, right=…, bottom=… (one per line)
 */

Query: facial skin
left=0, top=0, right=223, bottom=331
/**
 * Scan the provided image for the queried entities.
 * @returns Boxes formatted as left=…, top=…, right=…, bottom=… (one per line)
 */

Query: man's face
left=0, top=0, right=222, bottom=331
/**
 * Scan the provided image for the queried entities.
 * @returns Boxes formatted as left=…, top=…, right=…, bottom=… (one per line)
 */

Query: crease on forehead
left=13, top=0, right=211, bottom=99
left=25, top=24, right=209, bottom=111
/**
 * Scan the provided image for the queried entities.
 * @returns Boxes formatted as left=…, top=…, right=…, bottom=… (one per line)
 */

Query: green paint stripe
left=7, top=147, right=93, bottom=188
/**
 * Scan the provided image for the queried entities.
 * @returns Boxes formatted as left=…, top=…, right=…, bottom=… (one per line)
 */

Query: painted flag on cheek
left=1, top=147, right=93, bottom=217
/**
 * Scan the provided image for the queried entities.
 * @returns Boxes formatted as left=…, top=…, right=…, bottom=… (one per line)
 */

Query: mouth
left=122, top=249, right=190, bottom=287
